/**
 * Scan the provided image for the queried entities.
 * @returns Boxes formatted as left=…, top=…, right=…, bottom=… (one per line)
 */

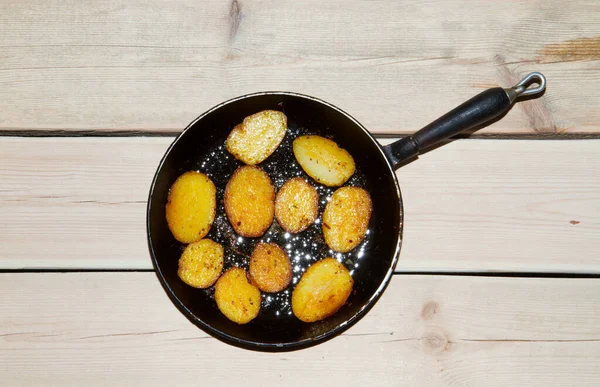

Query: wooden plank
left=0, top=273, right=598, bottom=386
left=393, top=138, right=600, bottom=273
left=0, top=0, right=598, bottom=134
left=1, top=137, right=599, bottom=272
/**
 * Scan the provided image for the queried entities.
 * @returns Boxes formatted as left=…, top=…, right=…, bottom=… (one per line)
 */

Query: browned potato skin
left=323, top=186, right=372, bottom=252
left=292, top=258, right=354, bottom=323
left=177, top=239, right=224, bottom=288
left=224, top=166, right=275, bottom=237
left=292, top=135, right=356, bottom=187
left=249, top=243, right=293, bottom=293
left=166, top=171, right=217, bottom=244
left=215, top=267, right=261, bottom=324
left=225, top=110, right=287, bottom=165
left=275, top=177, right=319, bottom=233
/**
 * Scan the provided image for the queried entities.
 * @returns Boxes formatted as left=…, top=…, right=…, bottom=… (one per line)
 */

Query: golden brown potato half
left=224, top=166, right=275, bottom=237
left=166, top=171, right=217, bottom=244
left=225, top=110, right=287, bottom=165
left=292, top=258, right=354, bottom=323
left=323, top=186, right=372, bottom=252
left=275, top=177, right=319, bottom=233
left=293, top=135, right=355, bottom=187
left=215, top=267, right=261, bottom=324
left=248, top=242, right=292, bottom=293
left=177, top=239, right=224, bottom=288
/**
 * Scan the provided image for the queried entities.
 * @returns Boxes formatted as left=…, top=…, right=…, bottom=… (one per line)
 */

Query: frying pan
left=147, top=72, right=546, bottom=350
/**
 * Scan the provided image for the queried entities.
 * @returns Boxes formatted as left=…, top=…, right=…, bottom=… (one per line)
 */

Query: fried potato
left=166, top=171, right=216, bottom=244
left=293, top=135, right=355, bottom=187
left=292, top=258, right=354, bottom=323
left=226, top=110, right=287, bottom=165
left=215, top=267, right=261, bottom=324
left=323, top=186, right=372, bottom=252
left=177, top=239, right=224, bottom=288
left=249, top=243, right=292, bottom=293
left=224, top=166, right=275, bottom=237
left=275, top=177, right=319, bottom=233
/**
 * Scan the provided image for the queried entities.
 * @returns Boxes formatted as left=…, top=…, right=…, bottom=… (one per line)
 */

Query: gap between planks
left=2, top=130, right=600, bottom=140
left=1, top=269, right=600, bottom=279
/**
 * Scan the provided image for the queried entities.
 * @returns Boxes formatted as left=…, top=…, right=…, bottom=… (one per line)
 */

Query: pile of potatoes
left=165, top=110, right=372, bottom=324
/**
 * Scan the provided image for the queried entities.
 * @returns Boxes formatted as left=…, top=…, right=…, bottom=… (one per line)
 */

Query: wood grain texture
left=0, top=273, right=599, bottom=386
left=0, top=0, right=599, bottom=134
left=1, top=137, right=598, bottom=272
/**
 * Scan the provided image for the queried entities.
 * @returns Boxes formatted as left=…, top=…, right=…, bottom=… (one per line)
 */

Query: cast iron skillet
left=147, top=72, right=546, bottom=351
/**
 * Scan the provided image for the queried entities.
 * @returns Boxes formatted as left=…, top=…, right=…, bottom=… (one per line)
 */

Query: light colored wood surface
left=2, top=1, right=599, bottom=384
left=1, top=273, right=598, bottom=386
left=1, top=0, right=599, bottom=134
left=1, top=137, right=598, bottom=272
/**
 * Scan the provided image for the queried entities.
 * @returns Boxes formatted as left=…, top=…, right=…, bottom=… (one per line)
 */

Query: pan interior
left=148, top=93, right=402, bottom=348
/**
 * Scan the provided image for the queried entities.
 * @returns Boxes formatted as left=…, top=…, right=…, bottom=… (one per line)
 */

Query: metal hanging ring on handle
left=504, top=72, right=546, bottom=103
left=513, top=72, right=546, bottom=97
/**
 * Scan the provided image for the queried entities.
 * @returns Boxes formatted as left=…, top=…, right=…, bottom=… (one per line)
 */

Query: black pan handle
left=383, top=72, right=546, bottom=169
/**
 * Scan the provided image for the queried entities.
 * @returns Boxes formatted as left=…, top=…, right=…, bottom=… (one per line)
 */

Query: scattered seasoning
left=189, top=125, right=374, bottom=317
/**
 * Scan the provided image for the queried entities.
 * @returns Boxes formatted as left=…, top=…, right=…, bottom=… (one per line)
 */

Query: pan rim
left=146, top=91, right=404, bottom=350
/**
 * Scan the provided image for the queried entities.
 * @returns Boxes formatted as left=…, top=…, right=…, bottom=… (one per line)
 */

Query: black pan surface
left=147, top=92, right=402, bottom=350
left=148, top=73, right=547, bottom=349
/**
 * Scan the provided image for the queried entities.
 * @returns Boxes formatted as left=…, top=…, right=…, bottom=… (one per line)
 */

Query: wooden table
left=1, top=1, right=599, bottom=385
